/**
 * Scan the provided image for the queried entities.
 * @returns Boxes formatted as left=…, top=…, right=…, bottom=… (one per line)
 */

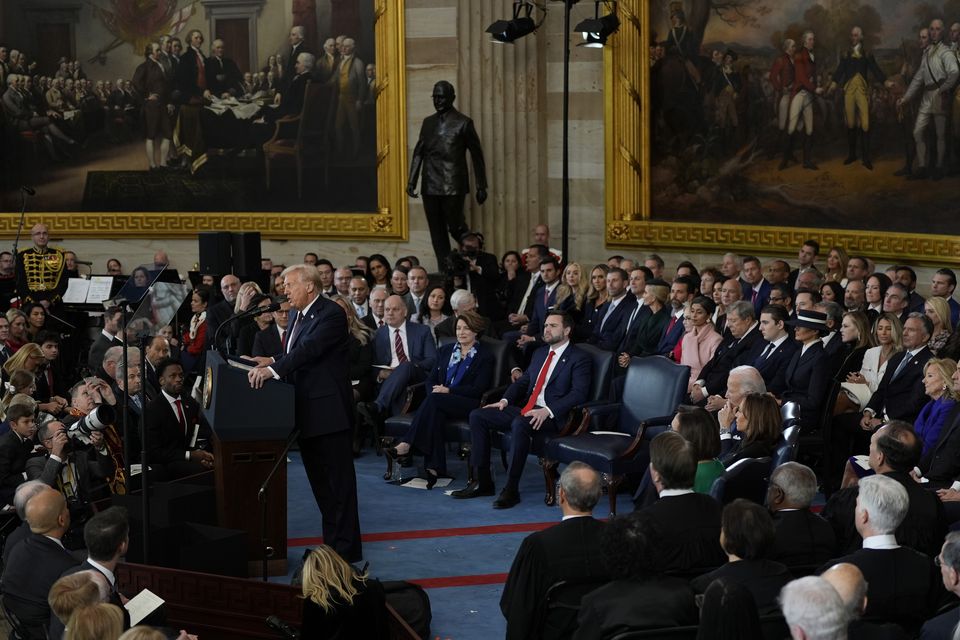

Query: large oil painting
left=605, top=0, right=960, bottom=264
left=0, top=0, right=408, bottom=239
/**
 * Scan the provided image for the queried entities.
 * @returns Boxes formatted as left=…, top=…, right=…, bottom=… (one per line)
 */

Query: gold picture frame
left=0, top=0, right=407, bottom=241
left=604, top=0, right=960, bottom=267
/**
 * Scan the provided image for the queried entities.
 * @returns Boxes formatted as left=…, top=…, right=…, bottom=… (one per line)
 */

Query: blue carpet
left=276, top=450, right=634, bottom=639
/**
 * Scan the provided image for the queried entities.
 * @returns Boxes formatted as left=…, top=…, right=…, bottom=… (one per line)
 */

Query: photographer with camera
left=27, top=416, right=114, bottom=506
left=445, top=232, right=499, bottom=321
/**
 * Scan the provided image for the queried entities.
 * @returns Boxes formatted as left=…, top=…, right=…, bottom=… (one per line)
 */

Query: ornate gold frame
left=604, top=0, right=960, bottom=266
left=0, top=0, right=408, bottom=241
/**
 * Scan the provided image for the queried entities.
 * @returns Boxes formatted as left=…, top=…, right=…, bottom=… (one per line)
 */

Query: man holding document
left=247, top=264, right=362, bottom=562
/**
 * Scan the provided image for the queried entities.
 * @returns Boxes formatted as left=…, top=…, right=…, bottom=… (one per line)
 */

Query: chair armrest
left=265, top=114, right=301, bottom=144
left=399, top=382, right=427, bottom=415
left=614, top=420, right=652, bottom=462
left=573, top=403, right=623, bottom=437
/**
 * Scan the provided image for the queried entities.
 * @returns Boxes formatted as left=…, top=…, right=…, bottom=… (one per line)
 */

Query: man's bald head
left=30, top=224, right=49, bottom=248
left=25, top=488, right=69, bottom=535
left=220, top=274, right=240, bottom=302
left=821, top=562, right=868, bottom=619
left=383, top=294, right=408, bottom=328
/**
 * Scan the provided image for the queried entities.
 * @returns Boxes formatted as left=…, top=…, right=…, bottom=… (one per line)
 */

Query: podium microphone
left=20, top=186, right=35, bottom=196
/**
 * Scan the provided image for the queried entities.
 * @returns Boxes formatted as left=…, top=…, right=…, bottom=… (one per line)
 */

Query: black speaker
left=231, top=232, right=262, bottom=277
left=198, top=231, right=232, bottom=276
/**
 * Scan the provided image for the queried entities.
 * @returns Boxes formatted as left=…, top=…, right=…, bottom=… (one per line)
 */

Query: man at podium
left=247, top=264, right=362, bottom=563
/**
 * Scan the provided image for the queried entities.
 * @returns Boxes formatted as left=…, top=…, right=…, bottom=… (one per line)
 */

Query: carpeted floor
left=278, top=450, right=633, bottom=640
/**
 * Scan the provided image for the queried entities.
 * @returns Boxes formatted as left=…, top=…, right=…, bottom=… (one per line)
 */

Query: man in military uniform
left=407, top=81, right=487, bottom=270
left=15, top=223, right=66, bottom=309
left=899, top=18, right=960, bottom=180
left=711, top=49, right=741, bottom=153
left=769, top=38, right=796, bottom=161
left=784, top=31, right=824, bottom=170
left=662, top=2, right=701, bottom=89
left=830, top=26, right=886, bottom=169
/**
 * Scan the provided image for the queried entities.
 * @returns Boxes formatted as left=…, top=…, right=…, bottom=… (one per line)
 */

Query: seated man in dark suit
left=357, top=295, right=437, bottom=432
left=144, top=358, right=214, bottom=480
left=574, top=511, right=697, bottom=639
left=0, top=402, right=42, bottom=504
left=588, top=267, right=637, bottom=352
left=823, top=562, right=912, bottom=640
left=767, top=462, right=837, bottom=567
left=501, top=462, right=608, bottom=640
left=27, top=420, right=114, bottom=505
left=689, top=300, right=763, bottom=404
left=53, top=507, right=134, bottom=638
left=922, top=532, right=960, bottom=638
left=752, top=304, right=798, bottom=396
left=823, top=421, right=946, bottom=557
left=503, top=257, right=561, bottom=366
left=829, top=314, right=933, bottom=492
left=455, top=310, right=590, bottom=509
left=819, top=474, right=944, bottom=632
left=1, top=479, right=48, bottom=567
left=641, top=431, right=726, bottom=571
left=691, top=499, right=792, bottom=615
left=1, top=488, right=80, bottom=637
left=87, top=306, right=122, bottom=376
left=655, top=275, right=696, bottom=356
left=252, top=301, right=290, bottom=359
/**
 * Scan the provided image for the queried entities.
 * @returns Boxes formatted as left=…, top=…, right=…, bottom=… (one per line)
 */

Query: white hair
left=297, top=52, right=316, bottom=70
left=780, top=577, right=848, bottom=640
left=449, top=289, right=475, bottom=311
left=291, top=25, right=305, bottom=38
left=728, top=365, right=766, bottom=395
left=857, top=474, right=909, bottom=535
left=770, top=462, right=817, bottom=507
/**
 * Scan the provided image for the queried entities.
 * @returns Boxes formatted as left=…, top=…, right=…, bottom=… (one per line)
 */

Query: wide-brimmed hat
left=787, top=309, right=829, bottom=334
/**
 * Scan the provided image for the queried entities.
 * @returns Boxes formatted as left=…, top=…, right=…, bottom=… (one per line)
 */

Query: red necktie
left=521, top=350, right=556, bottom=415
left=174, top=398, right=187, bottom=436
left=394, top=329, right=408, bottom=363
left=666, top=315, right=678, bottom=335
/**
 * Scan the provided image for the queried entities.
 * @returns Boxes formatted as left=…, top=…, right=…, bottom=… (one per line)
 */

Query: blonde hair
left=555, top=262, right=590, bottom=311
left=825, top=246, right=848, bottom=282
left=330, top=295, right=373, bottom=345
left=925, top=296, right=952, bottom=334
left=118, top=627, right=166, bottom=640
left=301, top=545, right=368, bottom=612
left=65, top=602, right=123, bottom=640
left=925, top=358, right=960, bottom=401
left=234, top=281, right=264, bottom=313
left=3, top=342, right=43, bottom=377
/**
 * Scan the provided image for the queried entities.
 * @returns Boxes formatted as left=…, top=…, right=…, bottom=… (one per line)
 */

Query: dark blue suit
left=753, top=338, right=800, bottom=396
left=741, top=280, right=771, bottom=318
left=468, top=343, right=591, bottom=491
left=656, top=310, right=685, bottom=355
left=781, top=341, right=831, bottom=431
left=373, top=321, right=438, bottom=414
left=271, top=295, right=361, bottom=561
left=590, top=295, right=639, bottom=352
left=617, top=299, right=651, bottom=353
left=401, top=342, right=495, bottom=475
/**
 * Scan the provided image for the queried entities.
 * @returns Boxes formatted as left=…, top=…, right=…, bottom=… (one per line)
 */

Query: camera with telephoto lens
left=65, top=404, right=115, bottom=445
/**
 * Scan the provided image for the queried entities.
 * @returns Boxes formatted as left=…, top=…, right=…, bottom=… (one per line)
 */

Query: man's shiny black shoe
left=492, top=487, right=521, bottom=509
left=451, top=480, right=495, bottom=499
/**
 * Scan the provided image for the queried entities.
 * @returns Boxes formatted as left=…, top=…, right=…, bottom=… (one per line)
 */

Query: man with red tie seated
left=357, top=295, right=437, bottom=434
left=455, top=310, right=591, bottom=509
left=144, top=358, right=214, bottom=480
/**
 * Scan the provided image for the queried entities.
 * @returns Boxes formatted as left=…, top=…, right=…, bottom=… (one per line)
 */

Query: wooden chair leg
left=543, top=459, right=559, bottom=506
left=608, top=474, right=623, bottom=516
left=381, top=436, right=395, bottom=480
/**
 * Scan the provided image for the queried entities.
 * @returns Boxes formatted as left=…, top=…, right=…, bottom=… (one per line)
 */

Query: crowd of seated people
left=0, top=224, right=959, bottom=636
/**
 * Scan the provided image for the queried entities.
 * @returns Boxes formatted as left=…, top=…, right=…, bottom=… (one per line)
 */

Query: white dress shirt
left=389, top=323, right=410, bottom=368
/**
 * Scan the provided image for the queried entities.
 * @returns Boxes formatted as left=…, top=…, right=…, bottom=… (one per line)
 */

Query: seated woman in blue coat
left=388, top=309, right=495, bottom=487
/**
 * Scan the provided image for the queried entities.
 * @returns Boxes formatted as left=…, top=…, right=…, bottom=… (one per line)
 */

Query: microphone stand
left=258, top=425, right=300, bottom=581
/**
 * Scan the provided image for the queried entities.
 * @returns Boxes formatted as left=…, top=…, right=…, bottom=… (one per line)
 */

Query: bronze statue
left=407, top=81, right=487, bottom=268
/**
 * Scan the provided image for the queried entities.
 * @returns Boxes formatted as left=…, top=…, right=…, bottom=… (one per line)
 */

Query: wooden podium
left=202, top=351, right=295, bottom=577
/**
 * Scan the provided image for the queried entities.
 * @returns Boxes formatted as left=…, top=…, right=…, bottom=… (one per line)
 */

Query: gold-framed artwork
left=604, top=0, right=960, bottom=266
left=0, top=0, right=407, bottom=241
